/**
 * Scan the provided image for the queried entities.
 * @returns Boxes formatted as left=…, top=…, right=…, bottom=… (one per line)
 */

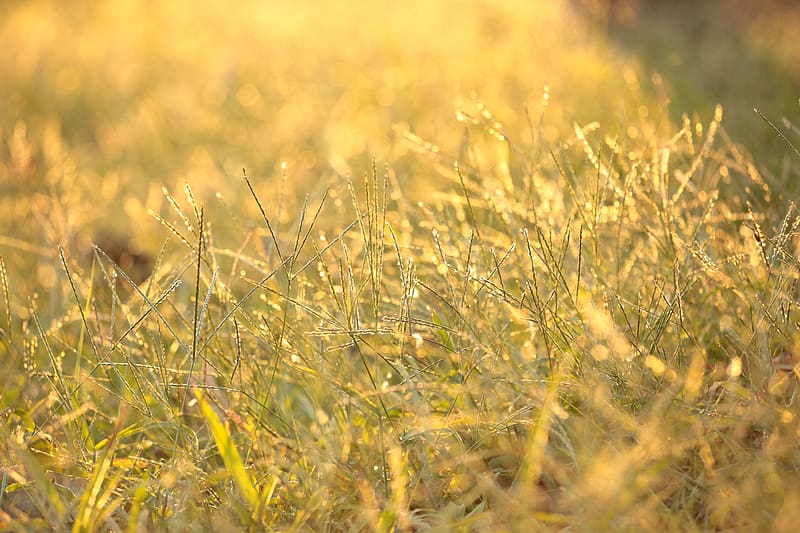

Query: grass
left=2, top=1, right=800, bottom=531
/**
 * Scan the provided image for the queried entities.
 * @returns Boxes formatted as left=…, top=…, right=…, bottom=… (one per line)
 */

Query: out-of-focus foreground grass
left=2, top=0, right=800, bottom=530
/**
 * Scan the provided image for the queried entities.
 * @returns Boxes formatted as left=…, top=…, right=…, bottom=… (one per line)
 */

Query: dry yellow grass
left=2, top=1, right=800, bottom=531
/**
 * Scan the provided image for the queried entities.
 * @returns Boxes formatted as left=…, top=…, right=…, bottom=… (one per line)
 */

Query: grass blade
left=195, top=388, right=260, bottom=509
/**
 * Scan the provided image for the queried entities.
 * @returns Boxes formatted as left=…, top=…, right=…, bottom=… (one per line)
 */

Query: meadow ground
left=2, top=1, right=800, bottom=530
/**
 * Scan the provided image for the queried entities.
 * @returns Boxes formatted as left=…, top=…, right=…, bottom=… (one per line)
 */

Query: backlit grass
left=2, top=1, right=800, bottom=531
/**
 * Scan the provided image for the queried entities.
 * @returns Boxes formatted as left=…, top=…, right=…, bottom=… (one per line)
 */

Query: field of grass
left=2, top=1, right=800, bottom=530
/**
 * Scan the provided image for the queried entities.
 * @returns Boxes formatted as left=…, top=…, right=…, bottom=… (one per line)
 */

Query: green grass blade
left=195, top=388, right=260, bottom=509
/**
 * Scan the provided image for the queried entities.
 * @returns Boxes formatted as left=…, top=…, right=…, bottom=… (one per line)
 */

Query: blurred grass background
left=1, top=9, right=791, bottom=196
left=2, top=0, right=797, bottom=279
left=1, top=0, right=645, bottom=288
left=595, top=0, right=800, bottom=185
